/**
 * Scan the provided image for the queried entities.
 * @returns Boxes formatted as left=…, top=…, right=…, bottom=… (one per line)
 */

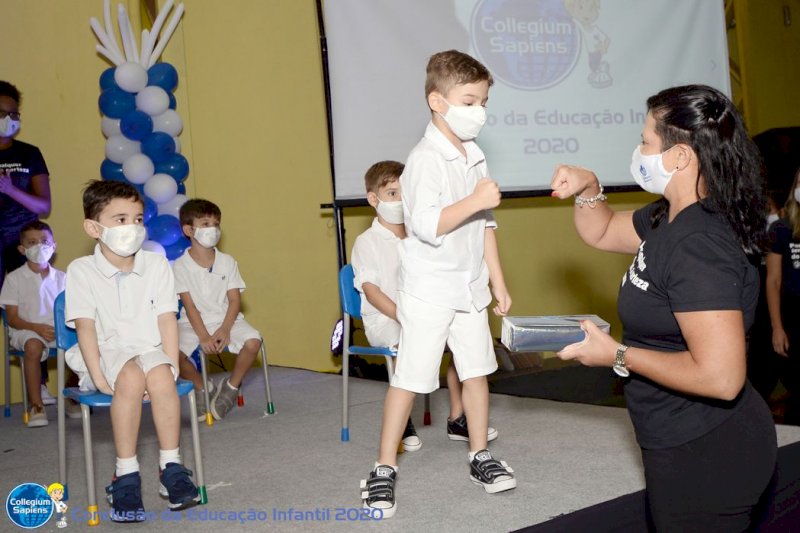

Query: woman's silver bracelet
left=574, top=185, right=607, bottom=208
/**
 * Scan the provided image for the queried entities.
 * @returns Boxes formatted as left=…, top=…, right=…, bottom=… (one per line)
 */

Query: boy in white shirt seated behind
left=172, top=199, right=262, bottom=421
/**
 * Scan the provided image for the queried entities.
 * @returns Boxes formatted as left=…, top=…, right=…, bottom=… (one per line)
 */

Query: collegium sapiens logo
left=5, top=483, right=54, bottom=529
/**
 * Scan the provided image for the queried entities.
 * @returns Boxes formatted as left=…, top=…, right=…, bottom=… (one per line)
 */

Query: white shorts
left=362, top=314, right=401, bottom=349
left=66, top=347, right=177, bottom=392
left=178, top=318, right=261, bottom=356
left=9, top=329, right=54, bottom=361
left=391, top=291, right=497, bottom=394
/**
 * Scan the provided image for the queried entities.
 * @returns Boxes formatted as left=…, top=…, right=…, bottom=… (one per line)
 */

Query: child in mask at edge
left=65, top=180, right=199, bottom=521
left=172, top=199, right=262, bottom=422
left=360, top=51, right=515, bottom=519
left=351, top=160, right=500, bottom=453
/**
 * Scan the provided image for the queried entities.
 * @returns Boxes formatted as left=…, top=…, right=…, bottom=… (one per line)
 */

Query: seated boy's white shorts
left=178, top=318, right=261, bottom=356
left=391, top=291, right=497, bottom=394
left=9, top=329, right=54, bottom=361
left=66, top=347, right=177, bottom=392
left=362, top=314, right=400, bottom=350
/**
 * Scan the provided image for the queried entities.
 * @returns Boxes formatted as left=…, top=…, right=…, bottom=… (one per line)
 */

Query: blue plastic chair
left=337, top=264, right=430, bottom=443
left=2, top=307, right=58, bottom=423
left=54, top=291, right=207, bottom=526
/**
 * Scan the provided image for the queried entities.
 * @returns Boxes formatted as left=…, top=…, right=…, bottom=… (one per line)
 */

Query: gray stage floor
left=2, top=366, right=799, bottom=532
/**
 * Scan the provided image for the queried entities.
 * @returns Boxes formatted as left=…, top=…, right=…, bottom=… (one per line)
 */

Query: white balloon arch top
left=92, top=0, right=190, bottom=260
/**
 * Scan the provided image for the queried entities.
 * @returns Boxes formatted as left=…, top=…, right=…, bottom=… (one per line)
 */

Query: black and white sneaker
left=360, top=465, right=397, bottom=519
left=402, top=418, right=422, bottom=451
left=469, top=449, right=516, bottom=494
left=447, top=414, right=498, bottom=442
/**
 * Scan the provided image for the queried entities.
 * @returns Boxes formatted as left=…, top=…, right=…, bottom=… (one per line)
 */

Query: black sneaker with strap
left=469, top=449, right=516, bottom=494
left=360, top=465, right=397, bottom=519
left=105, top=472, right=147, bottom=522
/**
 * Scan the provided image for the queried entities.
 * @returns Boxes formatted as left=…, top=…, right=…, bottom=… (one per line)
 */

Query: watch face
left=613, top=364, right=630, bottom=378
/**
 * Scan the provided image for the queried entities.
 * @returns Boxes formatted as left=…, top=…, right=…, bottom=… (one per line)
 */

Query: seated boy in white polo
left=65, top=180, right=199, bottom=521
left=172, top=198, right=261, bottom=421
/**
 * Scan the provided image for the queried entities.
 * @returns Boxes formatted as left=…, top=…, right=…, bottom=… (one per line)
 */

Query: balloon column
left=92, top=0, right=190, bottom=260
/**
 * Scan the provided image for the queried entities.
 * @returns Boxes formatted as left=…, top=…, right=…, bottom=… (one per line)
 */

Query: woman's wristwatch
left=613, top=344, right=630, bottom=377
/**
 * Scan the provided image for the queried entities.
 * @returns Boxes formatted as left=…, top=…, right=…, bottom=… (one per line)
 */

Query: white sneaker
left=65, top=399, right=82, bottom=419
left=40, top=384, right=56, bottom=406
left=28, top=405, right=49, bottom=427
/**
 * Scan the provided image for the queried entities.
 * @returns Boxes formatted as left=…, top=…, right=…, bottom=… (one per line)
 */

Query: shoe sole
left=448, top=428, right=499, bottom=442
left=470, top=475, right=516, bottom=494
left=363, top=501, right=396, bottom=519
left=402, top=438, right=422, bottom=452
left=27, top=419, right=49, bottom=428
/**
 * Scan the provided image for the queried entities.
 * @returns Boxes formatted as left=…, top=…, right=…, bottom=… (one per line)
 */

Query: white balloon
left=122, top=153, right=155, bottom=184
left=157, top=193, right=188, bottom=218
left=172, top=136, right=181, bottom=154
left=141, top=239, right=166, bottom=257
left=101, top=116, right=121, bottom=138
left=135, top=86, right=170, bottom=116
left=144, top=173, right=177, bottom=203
left=114, top=62, right=148, bottom=93
left=152, top=109, right=183, bottom=136
left=105, top=134, right=141, bottom=164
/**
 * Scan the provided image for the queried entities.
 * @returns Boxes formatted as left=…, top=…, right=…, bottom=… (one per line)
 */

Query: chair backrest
left=338, top=264, right=362, bottom=320
left=53, top=292, right=78, bottom=350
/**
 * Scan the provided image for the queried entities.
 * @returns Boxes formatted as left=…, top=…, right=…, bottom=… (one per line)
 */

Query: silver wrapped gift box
left=501, top=315, right=611, bottom=352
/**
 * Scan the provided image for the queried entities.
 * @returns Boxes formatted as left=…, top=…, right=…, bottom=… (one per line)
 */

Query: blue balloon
left=143, top=196, right=157, bottom=224
left=120, top=110, right=153, bottom=141
left=155, top=154, right=189, bottom=183
left=99, top=67, right=118, bottom=91
left=98, top=87, right=136, bottom=119
left=147, top=63, right=179, bottom=92
left=100, top=159, right=125, bottom=181
left=176, top=182, right=186, bottom=194
left=146, top=214, right=182, bottom=246
left=141, top=132, right=176, bottom=163
left=164, top=236, right=190, bottom=261
left=168, top=92, right=177, bottom=110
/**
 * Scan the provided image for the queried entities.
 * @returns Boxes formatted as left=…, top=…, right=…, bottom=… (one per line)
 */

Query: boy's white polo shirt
left=64, top=245, right=177, bottom=357
left=399, top=121, right=496, bottom=312
left=172, top=248, right=245, bottom=325
left=0, top=263, right=66, bottom=327
left=351, top=217, right=401, bottom=322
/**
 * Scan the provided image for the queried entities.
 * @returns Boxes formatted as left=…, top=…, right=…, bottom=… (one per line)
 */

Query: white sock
left=159, top=448, right=181, bottom=470
left=116, top=456, right=139, bottom=477
left=468, top=451, right=478, bottom=461
left=374, top=461, right=397, bottom=471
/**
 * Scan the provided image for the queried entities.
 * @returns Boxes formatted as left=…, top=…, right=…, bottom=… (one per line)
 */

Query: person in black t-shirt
left=0, top=81, right=52, bottom=288
left=550, top=85, right=777, bottom=531
left=766, top=167, right=800, bottom=424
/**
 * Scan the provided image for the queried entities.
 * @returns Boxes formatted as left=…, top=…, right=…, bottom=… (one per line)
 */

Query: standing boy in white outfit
left=360, top=50, right=515, bottom=519
left=65, top=180, right=199, bottom=521
left=172, top=198, right=262, bottom=421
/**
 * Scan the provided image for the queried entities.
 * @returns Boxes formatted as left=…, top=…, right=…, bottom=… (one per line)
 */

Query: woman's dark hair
left=646, top=84, right=766, bottom=253
left=0, top=81, right=21, bottom=104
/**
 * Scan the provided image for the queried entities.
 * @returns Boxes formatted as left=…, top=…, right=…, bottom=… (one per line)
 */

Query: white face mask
left=96, top=223, right=147, bottom=257
left=376, top=200, right=404, bottom=224
left=193, top=226, right=221, bottom=249
left=629, top=145, right=676, bottom=195
left=439, top=98, right=487, bottom=141
left=0, top=116, right=20, bottom=137
left=767, top=213, right=780, bottom=226
left=794, top=187, right=800, bottom=204
left=24, top=243, right=55, bottom=264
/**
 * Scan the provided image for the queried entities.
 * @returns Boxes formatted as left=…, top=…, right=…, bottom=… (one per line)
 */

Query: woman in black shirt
left=550, top=85, right=776, bottom=531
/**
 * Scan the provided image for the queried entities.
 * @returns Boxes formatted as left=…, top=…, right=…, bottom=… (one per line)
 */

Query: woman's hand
left=772, top=327, right=789, bottom=357
left=550, top=164, right=600, bottom=199
left=556, top=320, right=618, bottom=367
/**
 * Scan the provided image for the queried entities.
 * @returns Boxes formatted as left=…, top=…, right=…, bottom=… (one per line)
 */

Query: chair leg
left=20, top=358, right=28, bottom=425
left=259, top=340, right=274, bottom=415
left=341, top=315, right=350, bottom=442
left=198, top=350, right=213, bottom=427
left=57, top=351, right=67, bottom=499
left=4, top=354, right=10, bottom=418
left=188, top=390, right=208, bottom=505
left=81, top=405, right=99, bottom=526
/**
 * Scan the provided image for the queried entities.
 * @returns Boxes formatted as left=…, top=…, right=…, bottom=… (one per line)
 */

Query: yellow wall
left=0, top=0, right=790, bottom=405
